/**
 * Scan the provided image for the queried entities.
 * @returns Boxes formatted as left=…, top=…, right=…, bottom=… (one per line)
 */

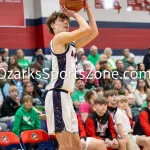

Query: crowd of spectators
left=1, top=46, right=150, bottom=150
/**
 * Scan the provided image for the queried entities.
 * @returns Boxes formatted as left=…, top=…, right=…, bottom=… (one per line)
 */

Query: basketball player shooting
left=45, top=0, right=98, bottom=149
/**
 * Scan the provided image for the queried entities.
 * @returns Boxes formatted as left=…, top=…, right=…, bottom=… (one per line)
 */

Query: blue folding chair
left=0, top=132, right=23, bottom=150
left=20, top=129, right=58, bottom=150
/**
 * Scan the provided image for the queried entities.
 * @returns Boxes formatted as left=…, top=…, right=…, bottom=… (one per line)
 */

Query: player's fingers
left=63, top=5, right=69, bottom=12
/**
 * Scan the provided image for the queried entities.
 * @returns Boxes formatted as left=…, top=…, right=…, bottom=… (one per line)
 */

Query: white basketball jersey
left=46, top=41, right=76, bottom=92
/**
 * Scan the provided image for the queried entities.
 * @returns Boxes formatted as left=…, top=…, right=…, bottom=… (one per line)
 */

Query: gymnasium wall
left=0, top=0, right=149, bottom=61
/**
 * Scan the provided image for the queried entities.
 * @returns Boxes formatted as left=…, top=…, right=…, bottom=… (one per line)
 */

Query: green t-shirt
left=72, top=89, right=89, bottom=103
left=18, top=59, right=30, bottom=69
left=13, top=106, right=40, bottom=136
left=137, top=71, right=146, bottom=79
left=142, top=102, right=147, bottom=109
left=88, top=54, right=100, bottom=66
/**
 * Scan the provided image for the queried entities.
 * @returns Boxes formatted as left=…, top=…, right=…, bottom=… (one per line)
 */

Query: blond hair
left=22, top=95, right=33, bottom=103
left=8, top=85, right=18, bottom=93
left=115, top=95, right=128, bottom=103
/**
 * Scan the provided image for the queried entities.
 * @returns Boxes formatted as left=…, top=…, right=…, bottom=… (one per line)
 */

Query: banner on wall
left=0, top=0, right=25, bottom=27
left=95, top=0, right=121, bottom=12
left=127, top=0, right=150, bottom=11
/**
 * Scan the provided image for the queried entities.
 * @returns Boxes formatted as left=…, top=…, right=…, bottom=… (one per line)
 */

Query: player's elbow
left=80, top=26, right=91, bottom=35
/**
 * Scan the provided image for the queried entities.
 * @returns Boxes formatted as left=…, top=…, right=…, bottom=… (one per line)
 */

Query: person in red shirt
left=133, top=95, right=150, bottom=149
left=85, top=97, right=119, bottom=149
left=77, top=115, right=106, bottom=150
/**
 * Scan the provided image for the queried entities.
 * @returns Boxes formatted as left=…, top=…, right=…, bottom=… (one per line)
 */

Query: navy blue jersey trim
left=50, top=43, right=70, bottom=56
left=70, top=42, right=76, bottom=48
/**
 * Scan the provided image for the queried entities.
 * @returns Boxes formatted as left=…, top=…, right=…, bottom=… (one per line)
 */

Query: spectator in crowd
left=3, top=48, right=9, bottom=63
left=85, top=73, right=99, bottom=90
left=13, top=95, right=40, bottom=136
left=81, top=60, right=97, bottom=84
left=72, top=79, right=88, bottom=111
left=35, top=54, right=51, bottom=84
left=79, top=90, right=97, bottom=122
left=124, top=53, right=136, bottom=71
left=85, top=97, right=127, bottom=150
left=0, top=62, right=8, bottom=88
left=114, top=95, right=140, bottom=150
left=133, top=79, right=148, bottom=108
left=104, top=47, right=116, bottom=70
left=1, top=86, right=20, bottom=120
left=122, top=48, right=130, bottom=64
left=105, top=90, right=118, bottom=119
left=95, top=87, right=104, bottom=96
left=143, top=46, right=150, bottom=71
left=115, top=60, right=125, bottom=82
left=134, top=95, right=150, bottom=136
left=76, top=47, right=85, bottom=63
left=77, top=115, right=107, bottom=150
left=88, top=45, right=100, bottom=66
left=8, top=55, right=22, bottom=71
left=123, top=66, right=137, bottom=93
left=3, top=68, right=23, bottom=99
left=112, top=80, right=124, bottom=95
left=23, top=82, right=44, bottom=109
left=32, top=47, right=48, bottom=63
left=77, top=54, right=94, bottom=73
left=137, top=63, right=146, bottom=79
left=16, top=49, right=30, bottom=69
left=128, top=94, right=140, bottom=122
left=96, top=59, right=111, bottom=86
left=95, top=54, right=107, bottom=71
left=22, top=74, right=42, bottom=97
left=145, top=69, right=150, bottom=88
left=100, top=71, right=113, bottom=91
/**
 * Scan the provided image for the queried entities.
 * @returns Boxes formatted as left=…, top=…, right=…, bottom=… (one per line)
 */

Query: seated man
left=85, top=97, right=121, bottom=149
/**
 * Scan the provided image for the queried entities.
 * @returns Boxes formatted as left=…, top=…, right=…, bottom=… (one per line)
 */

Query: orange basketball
left=60, top=0, right=85, bottom=12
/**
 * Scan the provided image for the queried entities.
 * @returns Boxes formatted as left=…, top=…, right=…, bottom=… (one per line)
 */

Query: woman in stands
left=23, top=82, right=44, bottom=110
left=16, top=49, right=30, bottom=69
left=8, top=55, right=22, bottom=71
left=78, top=90, right=97, bottom=122
left=133, top=79, right=148, bottom=108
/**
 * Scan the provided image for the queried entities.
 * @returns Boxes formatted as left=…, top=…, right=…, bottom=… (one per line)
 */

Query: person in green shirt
left=72, top=79, right=89, bottom=111
left=137, top=63, right=146, bottom=79
left=87, top=45, right=100, bottom=66
left=16, top=49, right=30, bottom=69
left=13, top=95, right=40, bottom=136
left=122, top=48, right=130, bottom=64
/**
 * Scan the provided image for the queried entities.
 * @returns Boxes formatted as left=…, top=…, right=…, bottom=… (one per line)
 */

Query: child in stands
left=13, top=95, right=40, bottom=136
left=85, top=97, right=119, bottom=149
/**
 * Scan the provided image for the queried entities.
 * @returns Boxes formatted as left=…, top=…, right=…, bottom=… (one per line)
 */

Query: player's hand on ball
left=60, top=5, right=77, bottom=17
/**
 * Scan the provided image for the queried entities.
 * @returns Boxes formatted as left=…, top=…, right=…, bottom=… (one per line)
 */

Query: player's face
left=53, top=17, right=70, bottom=34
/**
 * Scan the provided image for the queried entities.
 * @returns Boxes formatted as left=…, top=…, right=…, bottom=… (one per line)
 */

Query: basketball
left=60, top=0, right=85, bottom=12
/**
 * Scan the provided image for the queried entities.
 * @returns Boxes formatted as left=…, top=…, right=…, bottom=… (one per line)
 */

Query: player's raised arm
left=75, top=0, right=99, bottom=48
left=52, top=5, right=91, bottom=46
